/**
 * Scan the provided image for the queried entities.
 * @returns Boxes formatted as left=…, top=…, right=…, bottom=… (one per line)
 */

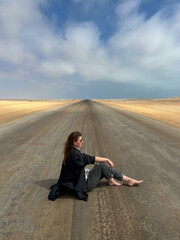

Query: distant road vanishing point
left=0, top=100, right=179, bottom=240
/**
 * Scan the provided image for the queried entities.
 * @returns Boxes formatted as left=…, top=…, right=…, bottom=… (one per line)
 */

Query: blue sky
left=0, top=0, right=180, bottom=99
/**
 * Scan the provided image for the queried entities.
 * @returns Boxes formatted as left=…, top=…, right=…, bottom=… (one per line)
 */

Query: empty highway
left=0, top=100, right=179, bottom=240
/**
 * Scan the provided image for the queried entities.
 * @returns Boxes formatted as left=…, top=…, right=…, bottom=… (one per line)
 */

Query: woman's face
left=74, top=136, right=83, bottom=148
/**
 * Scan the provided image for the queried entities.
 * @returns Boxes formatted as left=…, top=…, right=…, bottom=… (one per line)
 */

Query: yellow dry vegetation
left=95, top=97, right=180, bottom=128
left=0, top=100, right=79, bottom=125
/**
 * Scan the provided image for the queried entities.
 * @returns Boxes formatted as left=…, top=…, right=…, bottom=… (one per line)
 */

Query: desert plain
left=0, top=99, right=78, bottom=125
left=0, top=98, right=180, bottom=240
left=96, top=97, right=180, bottom=129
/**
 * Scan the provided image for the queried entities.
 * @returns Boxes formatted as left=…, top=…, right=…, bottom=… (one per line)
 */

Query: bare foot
left=108, top=178, right=123, bottom=186
left=127, top=179, right=143, bottom=187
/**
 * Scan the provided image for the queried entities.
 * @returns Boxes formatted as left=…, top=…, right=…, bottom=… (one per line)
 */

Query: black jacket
left=48, top=148, right=95, bottom=201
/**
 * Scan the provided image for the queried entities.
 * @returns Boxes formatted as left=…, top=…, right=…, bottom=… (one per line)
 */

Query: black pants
left=86, top=162, right=123, bottom=192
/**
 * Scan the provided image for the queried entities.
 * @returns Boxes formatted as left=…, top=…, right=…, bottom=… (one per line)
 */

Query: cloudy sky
left=0, top=0, right=180, bottom=99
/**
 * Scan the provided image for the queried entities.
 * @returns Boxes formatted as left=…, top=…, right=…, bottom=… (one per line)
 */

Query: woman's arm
left=95, top=156, right=114, bottom=168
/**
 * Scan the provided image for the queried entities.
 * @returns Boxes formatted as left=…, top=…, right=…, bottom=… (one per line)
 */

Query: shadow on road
left=34, top=178, right=57, bottom=190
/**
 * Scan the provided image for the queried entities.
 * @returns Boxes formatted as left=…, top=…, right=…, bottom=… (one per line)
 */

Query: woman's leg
left=111, top=169, right=143, bottom=186
left=86, top=162, right=143, bottom=191
left=122, top=175, right=143, bottom=186
left=86, top=162, right=123, bottom=192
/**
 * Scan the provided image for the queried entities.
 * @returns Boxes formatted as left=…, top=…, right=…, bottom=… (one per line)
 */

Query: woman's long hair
left=63, top=131, right=82, bottom=165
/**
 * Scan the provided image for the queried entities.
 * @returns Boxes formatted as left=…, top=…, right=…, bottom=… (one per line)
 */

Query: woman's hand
left=107, top=159, right=114, bottom=168
left=95, top=156, right=114, bottom=168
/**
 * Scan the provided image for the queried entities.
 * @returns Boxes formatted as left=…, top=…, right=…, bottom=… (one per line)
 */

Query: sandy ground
left=0, top=100, right=180, bottom=240
left=95, top=97, right=180, bottom=128
left=0, top=100, right=78, bottom=125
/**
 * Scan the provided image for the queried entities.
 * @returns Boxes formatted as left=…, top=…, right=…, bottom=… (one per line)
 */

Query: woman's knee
left=99, top=162, right=109, bottom=169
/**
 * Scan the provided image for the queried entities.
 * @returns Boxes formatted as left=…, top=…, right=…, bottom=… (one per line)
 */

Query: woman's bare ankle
left=128, top=179, right=143, bottom=186
left=122, top=175, right=143, bottom=186
left=108, top=178, right=123, bottom=186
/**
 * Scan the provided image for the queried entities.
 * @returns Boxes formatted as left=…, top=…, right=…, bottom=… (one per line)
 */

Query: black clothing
left=48, top=148, right=95, bottom=201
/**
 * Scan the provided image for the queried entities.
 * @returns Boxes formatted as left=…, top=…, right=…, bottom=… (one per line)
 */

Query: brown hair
left=63, top=131, right=82, bottom=165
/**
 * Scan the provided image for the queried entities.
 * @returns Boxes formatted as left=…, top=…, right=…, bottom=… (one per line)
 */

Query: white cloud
left=63, top=22, right=100, bottom=60
left=40, top=60, right=76, bottom=77
left=0, top=0, right=180, bottom=98
left=116, top=0, right=141, bottom=19
left=108, top=0, right=180, bottom=80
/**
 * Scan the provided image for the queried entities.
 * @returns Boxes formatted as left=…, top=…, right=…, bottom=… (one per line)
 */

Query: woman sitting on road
left=48, top=131, right=143, bottom=201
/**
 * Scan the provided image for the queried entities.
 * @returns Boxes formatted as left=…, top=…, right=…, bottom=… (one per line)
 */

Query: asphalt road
left=0, top=100, right=180, bottom=240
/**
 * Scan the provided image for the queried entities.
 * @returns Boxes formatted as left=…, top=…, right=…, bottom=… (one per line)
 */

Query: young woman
left=48, top=131, right=143, bottom=201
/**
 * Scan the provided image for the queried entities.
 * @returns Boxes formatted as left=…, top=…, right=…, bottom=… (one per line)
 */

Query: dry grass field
left=95, top=97, right=180, bottom=128
left=0, top=100, right=79, bottom=125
